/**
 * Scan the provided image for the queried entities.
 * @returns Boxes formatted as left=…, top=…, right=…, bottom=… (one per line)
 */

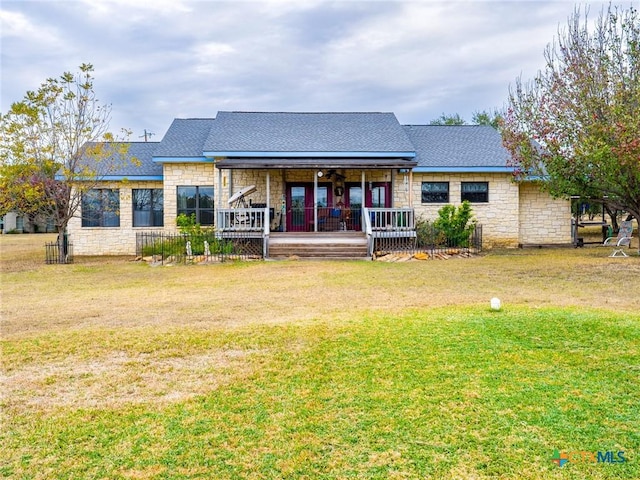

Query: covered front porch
left=213, top=166, right=418, bottom=258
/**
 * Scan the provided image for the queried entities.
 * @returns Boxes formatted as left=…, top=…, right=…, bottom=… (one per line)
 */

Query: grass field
left=1, top=234, right=639, bottom=479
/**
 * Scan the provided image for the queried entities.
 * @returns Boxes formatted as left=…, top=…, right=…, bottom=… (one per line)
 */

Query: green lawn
left=1, top=235, right=639, bottom=479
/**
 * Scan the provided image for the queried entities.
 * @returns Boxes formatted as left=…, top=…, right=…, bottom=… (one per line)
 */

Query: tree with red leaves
left=502, top=5, right=640, bottom=245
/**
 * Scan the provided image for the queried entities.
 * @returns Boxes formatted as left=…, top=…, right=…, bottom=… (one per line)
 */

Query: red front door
left=343, top=182, right=390, bottom=230
left=286, top=183, right=331, bottom=232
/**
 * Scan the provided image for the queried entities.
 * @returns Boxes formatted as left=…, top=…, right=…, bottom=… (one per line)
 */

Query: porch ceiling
left=214, top=157, right=418, bottom=169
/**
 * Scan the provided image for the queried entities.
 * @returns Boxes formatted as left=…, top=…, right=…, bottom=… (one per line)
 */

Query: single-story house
left=66, top=111, right=572, bottom=257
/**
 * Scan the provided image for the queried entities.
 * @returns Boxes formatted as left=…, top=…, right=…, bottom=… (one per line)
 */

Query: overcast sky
left=1, top=0, right=623, bottom=140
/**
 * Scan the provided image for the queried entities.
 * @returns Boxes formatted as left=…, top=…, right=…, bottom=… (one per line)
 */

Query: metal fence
left=372, top=224, right=483, bottom=257
left=45, top=241, right=73, bottom=264
left=136, top=231, right=264, bottom=264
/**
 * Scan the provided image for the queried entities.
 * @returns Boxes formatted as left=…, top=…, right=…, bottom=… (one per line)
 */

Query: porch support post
left=266, top=170, right=271, bottom=228
left=390, top=169, right=395, bottom=208
left=313, top=171, right=318, bottom=232
left=216, top=164, right=222, bottom=227
left=361, top=170, right=366, bottom=231
left=281, top=169, right=286, bottom=232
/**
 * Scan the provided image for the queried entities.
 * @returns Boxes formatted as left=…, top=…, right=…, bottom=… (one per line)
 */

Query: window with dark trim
left=421, top=182, right=449, bottom=203
left=82, top=189, right=120, bottom=227
left=177, top=186, right=214, bottom=225
left=461, top=182, right=489, bottom=203
left=133, top=188, right=164, bottom=227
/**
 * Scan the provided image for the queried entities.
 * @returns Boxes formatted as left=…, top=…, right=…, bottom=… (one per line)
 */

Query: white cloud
left=0, top=0, right=624, bottom=134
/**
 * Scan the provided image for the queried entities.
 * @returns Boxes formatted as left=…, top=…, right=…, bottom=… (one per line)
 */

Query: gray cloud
left=1, top=0, right=617, bottom=138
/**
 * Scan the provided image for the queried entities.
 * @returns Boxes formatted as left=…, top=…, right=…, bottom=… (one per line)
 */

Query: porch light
left=317, top=171, right=324, bottom=177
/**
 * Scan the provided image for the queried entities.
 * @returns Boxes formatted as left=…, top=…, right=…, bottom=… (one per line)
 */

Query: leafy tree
left=471, top=109, right=502, bottom=129
left=429, top=111, right=502, bottom=128
left=501, top=5, right=640, bottom=242
left=0, top=64, right=133, bottom=262
left=429, top=113, right=466, bottom=125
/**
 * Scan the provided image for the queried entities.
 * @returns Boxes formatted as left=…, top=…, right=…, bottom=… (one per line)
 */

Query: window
left=133, top=189, right=164, bottom=227
left=461, top=182, right=489, bottom=203
left=177, top=186, right=214, bottom=225
left=82, top=189, right=120, bottom=227
left=422, top=182, right=449, bottom=203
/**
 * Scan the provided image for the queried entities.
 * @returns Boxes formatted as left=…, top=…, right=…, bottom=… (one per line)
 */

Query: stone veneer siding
left=411, top=173, right=521, bottom=247
left=518, top=181, right=572, bottom=246
left=162, top=162, right=217, bottom=233
left=68, top=166, right=572, bottom=255
left=67, top=181, right=164, bottom=255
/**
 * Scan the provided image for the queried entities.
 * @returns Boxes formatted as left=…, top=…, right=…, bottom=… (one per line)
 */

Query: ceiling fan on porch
left=323, top=169, right=345, bottom=182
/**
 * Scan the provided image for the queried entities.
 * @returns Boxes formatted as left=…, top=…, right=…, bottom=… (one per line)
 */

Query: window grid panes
left=133, top=189, right=164, bottom=227
left=82, top=189, right=120, bottom=227
left=461, top=182, right=489, bottom=203
left=422, top=182, right=449, bottom=203
left=177, top=186, right=214, bottom=225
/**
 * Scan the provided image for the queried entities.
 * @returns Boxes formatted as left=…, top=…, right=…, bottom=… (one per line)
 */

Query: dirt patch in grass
left=2, top=348, right=261, bottom=411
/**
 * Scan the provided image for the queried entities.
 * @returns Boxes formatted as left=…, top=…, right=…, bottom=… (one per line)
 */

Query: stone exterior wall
left=411, top=173, right=521, bottom=247
left=67, top=166, right=573, bottom=255
left=67, top=181, right=164, bottom=255
left=162, top=162, right=217, bottom=233
left=518, top=181, right=572, bottom=246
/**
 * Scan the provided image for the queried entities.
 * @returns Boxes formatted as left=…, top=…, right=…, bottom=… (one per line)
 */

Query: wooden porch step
left=268, top=232, right=369, bottom=259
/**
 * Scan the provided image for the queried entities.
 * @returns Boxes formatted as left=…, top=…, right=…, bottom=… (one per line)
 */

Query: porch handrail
left=263, top=207, right=269, bottom=258
left=363, top=207, right=373, bottom=257
left=368, top=208, right=415, bottom=231
left=217, top=208, right=267, bottom=232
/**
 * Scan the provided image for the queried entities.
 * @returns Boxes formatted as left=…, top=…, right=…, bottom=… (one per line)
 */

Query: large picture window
left=461, top=182, right=489, bottom=203
left=177, top=186, right=214, bottom=225
left=133, top=189, right=164, bottom=227
left=82, top=189, right=120, bottom=227
left=422, top=182, right=449, bottom=203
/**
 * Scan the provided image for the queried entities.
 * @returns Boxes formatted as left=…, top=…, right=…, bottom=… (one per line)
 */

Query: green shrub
left=433, top=201, right=477, bottom=247
left=176, top=213, right=213, bottom=236
left=415, top=217, right=445, bottom=247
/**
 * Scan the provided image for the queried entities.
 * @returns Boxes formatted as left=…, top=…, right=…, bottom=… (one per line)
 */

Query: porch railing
left=363, top=208, right=417, bottom=257
left=368, top=208, right=415, bottom=232
left=372, top=223, right=483, bottom=258
left=217, top=207, right=269, bottom=232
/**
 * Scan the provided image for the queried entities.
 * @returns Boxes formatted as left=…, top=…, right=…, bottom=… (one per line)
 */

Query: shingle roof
left=120, top=142, right=162, bottom=176
left=77, top=142, right=162, bottom=178
left=153, top=118, right=216, bottom=158
left=203, top=111, right=415, bottom=155
left=403, top=125, right=511, bottom=168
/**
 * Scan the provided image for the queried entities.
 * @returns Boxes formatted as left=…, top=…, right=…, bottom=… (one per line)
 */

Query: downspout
left=408, top=170, right=413, bottom=208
